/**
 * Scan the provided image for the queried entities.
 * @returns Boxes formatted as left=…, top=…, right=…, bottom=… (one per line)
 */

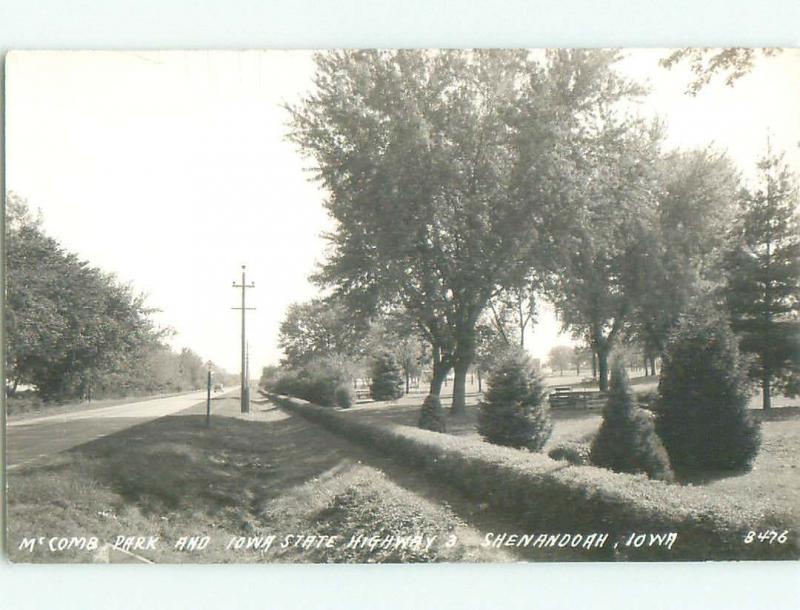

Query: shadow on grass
left=51, top=400, right=571, bottom=560
left=344, top=397, right=601, bottom=440
left=67, top=412, right=356, bottom=518
left=674, top=466, right=756, bottom=486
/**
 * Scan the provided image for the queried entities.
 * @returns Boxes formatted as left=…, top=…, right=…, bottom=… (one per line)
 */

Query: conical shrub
left=418, top=394, right=447, bottom=432
left=656, top=309, right=760, bottom=475
left=369, top=351, right=404, bottom=401
left=477, top=349, right=552, bottom=451
left=590, top=359, right=673, bottom=481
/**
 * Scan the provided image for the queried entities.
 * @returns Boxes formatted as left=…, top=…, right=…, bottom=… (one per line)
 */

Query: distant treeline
left=5, top=192, right=237, bottom=403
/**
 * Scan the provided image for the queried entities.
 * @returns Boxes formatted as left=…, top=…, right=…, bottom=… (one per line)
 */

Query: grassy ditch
left=6, top=397, right=509, bottom=563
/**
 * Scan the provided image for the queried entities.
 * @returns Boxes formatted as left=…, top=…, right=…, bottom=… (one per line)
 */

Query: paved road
left=6, top=388, right=239, bottom=469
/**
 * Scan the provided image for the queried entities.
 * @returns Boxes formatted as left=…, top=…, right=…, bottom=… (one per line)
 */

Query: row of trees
left=277, top=298, right=427, bottom=393
left=6, top=193, right=235, bottom=402
left=280, top=49, right=798, bottom=412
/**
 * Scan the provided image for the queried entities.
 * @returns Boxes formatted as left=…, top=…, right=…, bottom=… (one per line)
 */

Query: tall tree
left=5, top=193, right=160, bottom=401
left=364, top=313, right=426, bottom=394
left=278, top=297, right=366, bottom=368
left=570, top=345, right=592, bottom=376
left=630, top=148, right=741, bottom=371
left=487, top=276, right=538, bottom=349
left=507, top=50, right=660, bottom=392
left=547, top=345, right=572, bottom=376
left=178, top=348, right=205, bottom=389
left=288, top=50, right=550, bottom=413
left=539, top=120, right=663, bottom=391
left=724, top=150, right=800, bottom=409
left=289, top=49, right=648, bottom=412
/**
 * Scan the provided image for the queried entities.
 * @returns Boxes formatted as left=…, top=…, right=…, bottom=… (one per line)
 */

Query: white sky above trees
left=6, top=49, right=800, bottom=371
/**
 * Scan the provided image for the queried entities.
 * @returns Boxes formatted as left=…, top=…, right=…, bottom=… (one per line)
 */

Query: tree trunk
left=650, top=356, right=657, bottom=377
left=591, top=352, right=597, bottom=379
left=643, top=355, right=649, bottom=376
left=477, top=369, right=482, bottom=393
left=450, top=325, right=476, bottom=415
left=597, top=346, right=610, bottom=392
left=429, top=346, right=451, bottom=396
left=762, top=367, right=772, bottom=410
left=451, top=361, right=469, bottom=415
left=576, top=363, right=580, bottom=376
left=405, top=370, right=410, bottom=395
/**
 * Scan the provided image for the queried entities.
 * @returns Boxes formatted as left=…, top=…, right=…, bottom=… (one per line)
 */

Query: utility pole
left=232, top=265, right=255, bottom=413
left=246, top=341, right=251, bottom=392
left=206, top=369, right=212, bottom=428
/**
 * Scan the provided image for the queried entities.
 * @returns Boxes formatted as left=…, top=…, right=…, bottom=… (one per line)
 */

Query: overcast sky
left=6, top=49, right=800, bottom=372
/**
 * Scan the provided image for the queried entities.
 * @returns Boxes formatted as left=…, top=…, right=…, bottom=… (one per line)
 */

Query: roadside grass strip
left=6, top=397, right=510, bottom=563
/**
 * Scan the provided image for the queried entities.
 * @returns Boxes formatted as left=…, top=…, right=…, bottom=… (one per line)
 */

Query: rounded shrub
left=656, top=308, right=760, bottom=475
left=334, top=384, right=354, bottom=409
left=417, top=394, right=447, bottom=432
left=268, top=358, right=352, bottom=407
left=548, top=441, right=591, bottom=466
left=590, top=359, right=673, bottom=481
left=477, top=349, right=552, bottom=451
left=369, top=351, right=404, bottom=401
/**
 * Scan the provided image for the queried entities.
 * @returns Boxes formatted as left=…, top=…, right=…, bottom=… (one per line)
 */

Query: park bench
left=354, top=388, right=371, bottom=401
left=548, top=386, right=607, bottom=409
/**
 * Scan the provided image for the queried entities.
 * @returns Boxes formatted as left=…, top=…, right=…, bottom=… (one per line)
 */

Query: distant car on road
left=213, top=383, right=224, bottom=393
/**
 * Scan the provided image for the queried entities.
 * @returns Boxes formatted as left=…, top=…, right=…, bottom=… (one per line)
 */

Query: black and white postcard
left=4, top=49, right=799, bottom=563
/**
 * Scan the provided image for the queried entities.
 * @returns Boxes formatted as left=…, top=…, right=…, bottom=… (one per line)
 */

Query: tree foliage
left=590, top=359, right=673, bottom=481
left=477, top=349, right=552, bottom=451
left=547, top=345, right=573, bottom=375
left=267, top=356, right=353, bottom=407
left=656, top=307, right=761, bottom=475
left=418, top=394, right=447, bottom=432
left=540, top=117, right=663, bottom=391
left=288, top=49, right=649, bottom=413
left=723, top=151, right=800, bottom=408
left=660, top=48, right=783, bottom=96
left=630, top=148, right=741, bottom=365
left=364, top=312, right=426, bottom=394
left=6, top=194, right=157, bottom=400
left=5, top=192, right=224, bottom=401
left=369, top=351, right=404, bottom=401
left=278, top=297, right=367, bottom=368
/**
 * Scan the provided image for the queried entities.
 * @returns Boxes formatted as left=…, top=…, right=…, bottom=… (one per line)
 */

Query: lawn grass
left=275, top=393, right=799, bottom=559
left=339, top=390, right=800, bottom=524
left=8, top=388, right=798, bottom=563
left=6, top=397, right=511, bottom=563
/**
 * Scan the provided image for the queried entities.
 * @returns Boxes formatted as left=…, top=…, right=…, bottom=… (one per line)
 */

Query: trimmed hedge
left=266, top=391, right=797, bottom=561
